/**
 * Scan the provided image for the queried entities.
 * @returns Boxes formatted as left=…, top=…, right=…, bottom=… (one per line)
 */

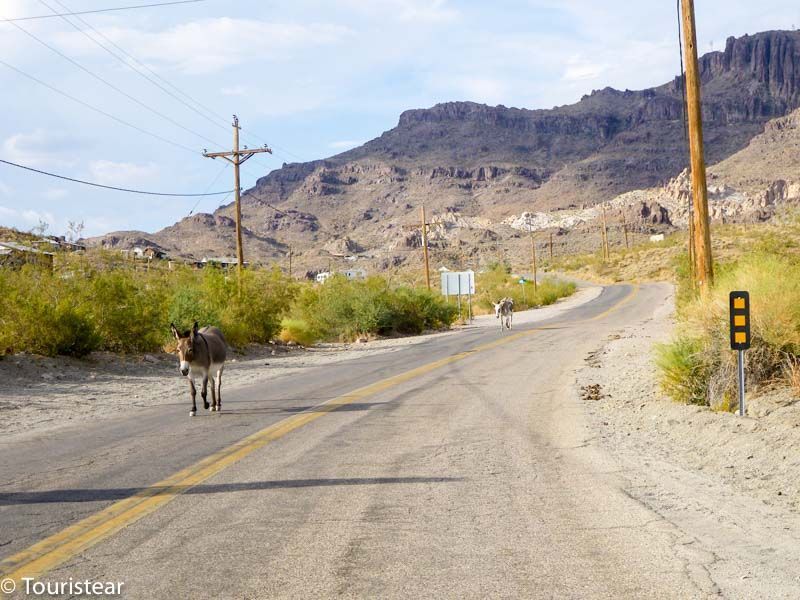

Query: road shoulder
left=576, top=283, right=800, bottom=598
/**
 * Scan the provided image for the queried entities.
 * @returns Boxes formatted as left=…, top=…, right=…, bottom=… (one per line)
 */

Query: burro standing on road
left=492, top=297, right=514, bottom=331
left=170, top=322, right=228, bottom=416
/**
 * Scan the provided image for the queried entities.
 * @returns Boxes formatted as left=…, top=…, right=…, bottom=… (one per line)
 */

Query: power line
left=0, top=58, right=201, bottom=155
left=188, top=162, right=230, bottom=215
left=45, top=3, right=302, bottom=165
left=0, top=158, right=233, bottom=196
left=45, top=0, right=224, bottom=129
left=43, top=0, right=281, bottom=170
left=2, top=0, right=208, bottom=22
left=6, top=18, right=228, bottom=153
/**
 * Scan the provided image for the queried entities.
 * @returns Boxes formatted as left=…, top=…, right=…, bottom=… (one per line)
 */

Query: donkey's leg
left=189, top=377, right=197, bottom=417
left=216, top=366, right=224, bottom=412
left=201, top=370, right=210, bottom=410
left=209, top=375, right=217, bottom=411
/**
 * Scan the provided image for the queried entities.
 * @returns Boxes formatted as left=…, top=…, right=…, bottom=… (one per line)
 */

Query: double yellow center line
left=0, top=284, right=638, bottom=589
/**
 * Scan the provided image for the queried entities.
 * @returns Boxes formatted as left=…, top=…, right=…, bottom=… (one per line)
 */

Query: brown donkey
left=171, top=322, right=228, bottom=417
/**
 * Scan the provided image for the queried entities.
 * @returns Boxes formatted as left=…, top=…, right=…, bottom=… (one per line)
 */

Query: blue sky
left=1, top=0, right=799, bottom=237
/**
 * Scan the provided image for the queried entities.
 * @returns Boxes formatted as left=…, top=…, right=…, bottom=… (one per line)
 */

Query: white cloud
left=338, top=0, right=459, bottom=24
left=2, top=129, right=78, bottom=168
left=0, top=0, right=31, bottom=19
left=88, top=161, right=159, bottom=187
left=42, top=188, right=68, bottom=200
left=0, top=205, right=56, bottom=228
left=57, top=18, right=352, bottom=74
left=329, top=140, right=365, bottom=150
left=221, top=85, right=248, bottom=97
left=562, top=58, right=609, bottom=82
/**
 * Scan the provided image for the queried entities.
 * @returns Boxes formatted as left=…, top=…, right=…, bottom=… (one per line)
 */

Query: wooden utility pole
left=420, top=204, right=431, bottom=290
left=203, top=115, right=272, bottom=282
left=680, top=0, right=714, bottom=288
left=622, top=213, right=630, bottom=249
left=549, top=232, right=554, bottom=260
left=529, top=226, right=538, bottom=294
left=287, top=246, right=293, bottom=278
left=601, top=204, right=610, bottom=260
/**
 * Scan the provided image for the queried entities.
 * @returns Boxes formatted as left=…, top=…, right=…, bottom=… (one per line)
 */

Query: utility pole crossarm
left=202, top=150, right=236, bottom=159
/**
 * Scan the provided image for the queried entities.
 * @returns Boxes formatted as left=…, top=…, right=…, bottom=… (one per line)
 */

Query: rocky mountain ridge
left=85, top=29, right=800, bottom=274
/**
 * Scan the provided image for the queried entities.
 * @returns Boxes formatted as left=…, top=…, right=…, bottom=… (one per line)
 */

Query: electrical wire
left=0, top=158, right=233, bottom=196
left=187, top=162, right=230, bottom=215
left=42, top=0, right=285, bottom=170
left=0, top=58, right=200, bottom=155
left=2, top=0, right=208, bottom=22
left=6, top=18, right=229, bottom=153
left=45, top=0, right=225, bottom=131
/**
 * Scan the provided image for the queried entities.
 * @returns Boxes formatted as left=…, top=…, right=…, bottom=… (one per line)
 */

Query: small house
left=0, top=241, right=54, bottom=269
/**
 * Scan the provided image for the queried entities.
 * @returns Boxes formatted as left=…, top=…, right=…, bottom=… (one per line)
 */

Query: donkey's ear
left=192, top=321, right=199, bottom=336
left=170, top=323, right=180, bottom=339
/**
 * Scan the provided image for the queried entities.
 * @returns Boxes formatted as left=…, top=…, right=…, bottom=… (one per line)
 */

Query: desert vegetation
left=552, top=214, right=800, bottom=411
left=0, top=251, right=459, bottom=357
left=475, top=263, right=576, bottom=313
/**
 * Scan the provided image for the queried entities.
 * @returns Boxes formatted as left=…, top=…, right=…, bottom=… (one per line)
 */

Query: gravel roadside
left=576, top=282, right=800, bottom=597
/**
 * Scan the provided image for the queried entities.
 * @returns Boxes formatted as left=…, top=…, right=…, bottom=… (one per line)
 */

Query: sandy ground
left=0, top=285, right=601, bottom=441
left=576, top=284, right=800, bottom=596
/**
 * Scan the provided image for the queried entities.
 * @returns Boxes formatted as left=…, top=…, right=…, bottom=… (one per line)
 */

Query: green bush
left=0, top=258, right=297, bottom=357
left=290, top=276, right=457, bottom=342
left=476, top=264, right=576, bottom=312
left=654, top=337, right=710, bottom=405
left=657, top=251, right=800, bottom=410
left=279, top=318, right=319, bottom=346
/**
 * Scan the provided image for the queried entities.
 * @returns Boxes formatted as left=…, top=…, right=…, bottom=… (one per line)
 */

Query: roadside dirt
left=576, top=284, right=800, bottom=598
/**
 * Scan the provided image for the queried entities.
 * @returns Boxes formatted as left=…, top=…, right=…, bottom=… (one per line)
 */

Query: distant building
left=342, top=268, right=367, bottom=280
left=0, top=242, right=54, bottom=269
left=202, top=257, right=246, bottom=269
left=132, top=246, right=168, bottom=260
left=315, top=271, right=333, bottom=283
left=32, top=236, right=86, bottom=253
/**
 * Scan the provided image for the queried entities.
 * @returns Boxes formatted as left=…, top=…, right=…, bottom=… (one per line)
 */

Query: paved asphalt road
left=0, top=283, right=709, bottom=598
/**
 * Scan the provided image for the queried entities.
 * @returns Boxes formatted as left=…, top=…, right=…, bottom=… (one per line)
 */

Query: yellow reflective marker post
left=729, top=291, right=751, bottom=416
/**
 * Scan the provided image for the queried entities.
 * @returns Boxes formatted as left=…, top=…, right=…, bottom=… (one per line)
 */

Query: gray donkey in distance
left=171, top=322, right=227, bottom=416
left=492, top=298, right=514, bottom=332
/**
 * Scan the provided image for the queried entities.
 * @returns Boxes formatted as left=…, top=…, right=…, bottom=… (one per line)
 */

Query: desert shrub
left=0, top=265, right=100, bottom=357
left=89, top=269, right=168, bottom=353
left=0, top=257, right=297, bottom=357
left=476, top=264, right=576, bottom=312
left=291, top=276, right=457, bottom=342
left=657, top=252, right=800, bottom=410
left=654, top=337, right=711, bottom=405
left=279, top=318, right=318, bottom=346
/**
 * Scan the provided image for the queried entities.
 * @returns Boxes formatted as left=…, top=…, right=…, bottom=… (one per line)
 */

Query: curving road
left=1, top=283, right=712, bottom=598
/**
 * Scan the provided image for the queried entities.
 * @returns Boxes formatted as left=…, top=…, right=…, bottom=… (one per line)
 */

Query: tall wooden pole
left=232, top=116, right=243, bottom=281
left=601, top=204, right=610, bottom=260
left=622, top=213, right=630, bottom=249
left=287, top=246, right=293, bottom=278
left=421, top=204, right=431, bottom=290
left=681, top=0, right=714, bottom=288
left=549, top=232, right=554, bottom=260
left=529, top=225, right=538, bottom=294
left=202, top=115, right=272, bottom=286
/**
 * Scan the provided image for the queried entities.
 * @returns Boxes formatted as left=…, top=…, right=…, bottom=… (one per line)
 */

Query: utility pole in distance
left=420, top=204, right=431, bottom=290
left=680, top=0, right=714, bottom=288
left=528, top=219, right=538, bottom=294
left=600, top=204, right=610, bottom=260
left=203, top=115, right=272, bottom=282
